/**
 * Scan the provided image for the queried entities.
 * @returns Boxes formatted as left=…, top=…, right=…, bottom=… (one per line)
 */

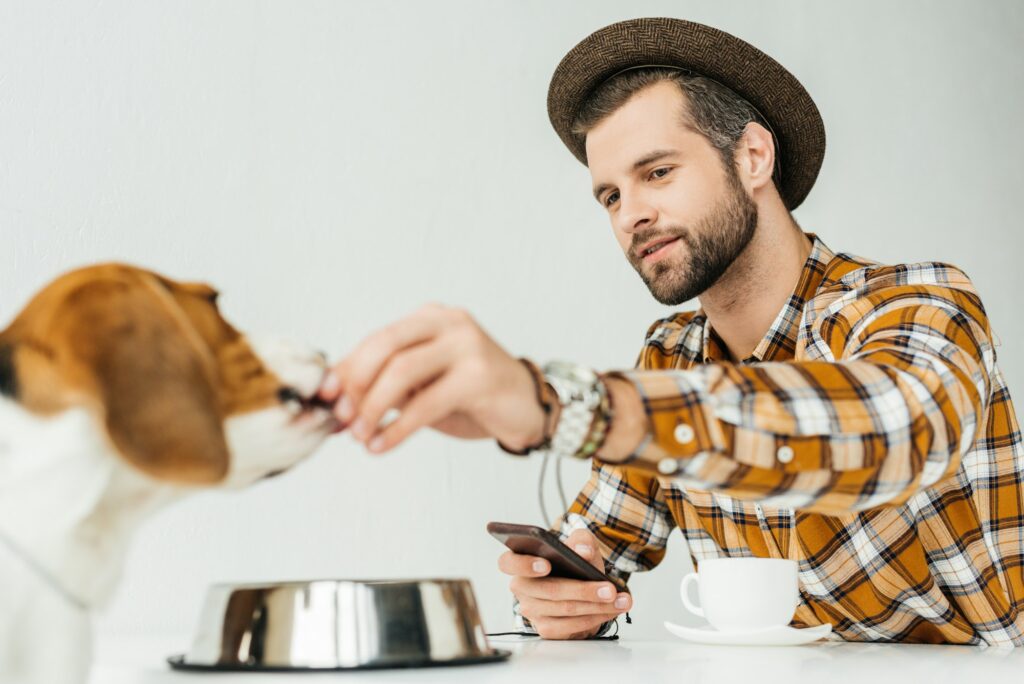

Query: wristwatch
left=542, top=361, right=611, bottom=459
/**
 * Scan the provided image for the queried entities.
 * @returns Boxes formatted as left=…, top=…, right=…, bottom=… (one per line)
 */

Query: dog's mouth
left=277, top=386, right=334, bottom=415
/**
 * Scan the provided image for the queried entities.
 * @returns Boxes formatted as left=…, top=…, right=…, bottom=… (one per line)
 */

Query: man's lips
left=637, top=237, right=681, bottom=262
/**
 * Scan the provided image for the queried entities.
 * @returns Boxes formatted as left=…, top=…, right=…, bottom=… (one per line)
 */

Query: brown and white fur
left=0, top=264, right=337, bottom=683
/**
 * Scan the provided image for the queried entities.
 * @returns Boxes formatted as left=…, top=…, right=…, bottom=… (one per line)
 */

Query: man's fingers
left=352, top=341, right=452, bottom=443
left=528, top=615, right=610, bottom=641
left=517, top=595, right=629, bottom=620
left=509, top=576, right=619, bottom=604
left=317, top=370, right=343, bottom=402
left=564, top=528, right=605, bottom=572
left=322, top=305, right=447, bottom=411
left=497, top=551, right=550, bottom=577
left=364, top=372, right=464, bottom=453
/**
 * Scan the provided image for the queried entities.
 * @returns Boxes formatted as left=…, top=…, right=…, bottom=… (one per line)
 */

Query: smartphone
left=487, top=521, right=623, bottom=588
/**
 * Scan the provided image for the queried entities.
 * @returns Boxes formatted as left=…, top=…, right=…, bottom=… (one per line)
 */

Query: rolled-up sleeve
left=612, top=271, right=994, bottom=515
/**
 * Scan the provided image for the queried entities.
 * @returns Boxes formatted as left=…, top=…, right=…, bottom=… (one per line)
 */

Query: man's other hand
left=499, top=528, right=631, bottom=640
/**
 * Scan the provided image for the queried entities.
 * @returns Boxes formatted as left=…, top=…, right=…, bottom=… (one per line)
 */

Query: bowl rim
left=168, top=649, right=512, bottom=672
left=205, top=577, right=474, bottom=590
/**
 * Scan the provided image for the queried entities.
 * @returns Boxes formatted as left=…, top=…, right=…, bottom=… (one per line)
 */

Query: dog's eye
left=207, top=290, right=220, bottom=305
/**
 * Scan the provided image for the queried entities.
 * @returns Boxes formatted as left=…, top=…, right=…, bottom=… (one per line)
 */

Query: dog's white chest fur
left=0, top=537, right=93, bottom=684
left=0, top=399, right=161, bottom=604
left=0, top=398, right=175, bottom=683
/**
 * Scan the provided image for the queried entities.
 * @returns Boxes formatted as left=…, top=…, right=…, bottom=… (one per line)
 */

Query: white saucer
left=664, top=621, right=832, bottom=646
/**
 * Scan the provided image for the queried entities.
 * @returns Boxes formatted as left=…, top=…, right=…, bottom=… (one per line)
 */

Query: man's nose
left=615, top=192, right=657, bottom=234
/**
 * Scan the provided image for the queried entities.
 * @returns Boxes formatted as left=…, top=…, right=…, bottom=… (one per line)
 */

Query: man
left=317, top=18, right=1023, bottom=645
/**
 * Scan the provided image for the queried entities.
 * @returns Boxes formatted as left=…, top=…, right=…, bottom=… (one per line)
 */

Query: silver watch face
left=543, top=361, right=601, bottom=409
left=542, top=361, right=606, bottom=458
left=543, top=360, right=598, bottom=385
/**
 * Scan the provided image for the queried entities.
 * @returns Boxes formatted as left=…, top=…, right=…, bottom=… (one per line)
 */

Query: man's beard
left=629, top=168, right=758, bottom=306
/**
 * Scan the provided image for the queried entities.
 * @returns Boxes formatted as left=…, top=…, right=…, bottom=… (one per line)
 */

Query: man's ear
left=736, top=121, right=778, bottom=193
left=59, top=276, right=230, bottom=485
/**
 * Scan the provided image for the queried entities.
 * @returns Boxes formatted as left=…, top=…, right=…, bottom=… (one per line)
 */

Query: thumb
left=565, top=528, right=604, bottom=572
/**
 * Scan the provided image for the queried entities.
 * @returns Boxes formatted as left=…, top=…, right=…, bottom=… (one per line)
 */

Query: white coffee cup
left=679, top=557, right=800, bottom=632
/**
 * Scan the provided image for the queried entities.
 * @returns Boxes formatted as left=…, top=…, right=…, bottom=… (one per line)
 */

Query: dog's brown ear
left=58, top=275, right=230, bottom=484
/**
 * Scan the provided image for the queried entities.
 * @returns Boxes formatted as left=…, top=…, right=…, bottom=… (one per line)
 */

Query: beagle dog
left=0, top=264, right=337, bottom=683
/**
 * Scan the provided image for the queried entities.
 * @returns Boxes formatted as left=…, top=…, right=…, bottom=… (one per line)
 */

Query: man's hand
left=317, top=303, right=546, bottom=454
left=499, top=528, right=632, bottom=640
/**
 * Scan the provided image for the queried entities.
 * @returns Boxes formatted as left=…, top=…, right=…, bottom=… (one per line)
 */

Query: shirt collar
left=698, top=232, right=835, bottom=364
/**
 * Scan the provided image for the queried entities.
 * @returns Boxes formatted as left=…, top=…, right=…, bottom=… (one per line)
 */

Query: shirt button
left=777, top=445, right=795, bottom=464
left=674, top=423, right=696, bottom=445
left=658, top=458, right=679, bottom=475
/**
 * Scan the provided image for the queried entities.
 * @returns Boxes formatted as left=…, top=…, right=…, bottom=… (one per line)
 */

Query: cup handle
left=679, top=572, right=704, bottom=617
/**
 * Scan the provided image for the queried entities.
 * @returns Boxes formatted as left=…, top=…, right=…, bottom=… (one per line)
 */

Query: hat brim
left=548, top=18, right=825, bottom=210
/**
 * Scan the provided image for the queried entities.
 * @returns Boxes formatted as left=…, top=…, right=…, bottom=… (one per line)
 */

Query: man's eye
left=650, top=167, right=672, bottom=179
left=604, top=191, right=620, bottom=207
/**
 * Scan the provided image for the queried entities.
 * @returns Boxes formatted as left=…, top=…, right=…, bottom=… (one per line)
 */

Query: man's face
left=586, top=81, right=758, bottom=305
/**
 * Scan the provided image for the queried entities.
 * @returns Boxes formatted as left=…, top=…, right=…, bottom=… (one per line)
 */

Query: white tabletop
left=91, top=633, right=1024, bottom=684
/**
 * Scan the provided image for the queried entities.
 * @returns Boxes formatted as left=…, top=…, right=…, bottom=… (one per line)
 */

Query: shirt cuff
left=606, top=369, right=725, bottom=466
left=607, top=368, right=860, bottom=484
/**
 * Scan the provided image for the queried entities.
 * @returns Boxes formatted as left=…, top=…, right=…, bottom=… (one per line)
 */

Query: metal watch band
left=542, top=361, right=607, bottom=460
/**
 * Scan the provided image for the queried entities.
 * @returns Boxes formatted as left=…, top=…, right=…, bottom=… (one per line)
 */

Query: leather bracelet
left=497, top=358, right=558, bottom=456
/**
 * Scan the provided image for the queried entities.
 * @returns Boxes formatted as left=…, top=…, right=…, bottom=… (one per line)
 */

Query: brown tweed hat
left=548, top=18, right=825, bottom=210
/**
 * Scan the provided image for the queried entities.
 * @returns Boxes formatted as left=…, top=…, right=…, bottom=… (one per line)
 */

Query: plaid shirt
left=555, top=233, right=1023, bottom=646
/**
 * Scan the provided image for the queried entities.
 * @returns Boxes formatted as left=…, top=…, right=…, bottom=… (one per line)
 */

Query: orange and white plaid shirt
left=555, top=233, right=1023, bottom=645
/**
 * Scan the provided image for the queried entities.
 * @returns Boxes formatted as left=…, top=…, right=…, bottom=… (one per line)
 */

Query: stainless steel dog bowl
left=168, top=578, right=509, bottom=671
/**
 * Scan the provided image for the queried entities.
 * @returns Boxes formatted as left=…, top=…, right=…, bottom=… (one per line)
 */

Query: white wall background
left=1, top=0, right=1021, bottom=643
